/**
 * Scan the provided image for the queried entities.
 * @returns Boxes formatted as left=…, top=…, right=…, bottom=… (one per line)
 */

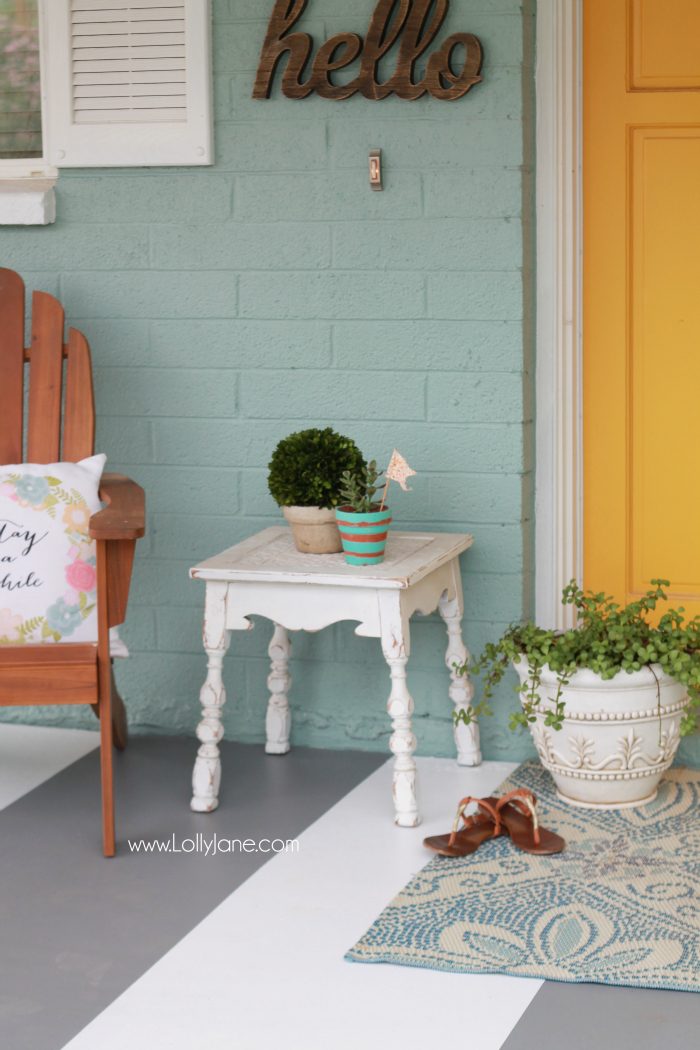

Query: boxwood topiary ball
left=268, top=428, right=366, bottom=509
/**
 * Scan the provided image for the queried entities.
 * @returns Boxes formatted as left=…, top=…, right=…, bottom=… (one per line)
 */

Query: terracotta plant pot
left=335, top=505, right=392, bottom=566
left=282, top=505, right=342, bottom=554
left=513, top=658, right=689, bottom=809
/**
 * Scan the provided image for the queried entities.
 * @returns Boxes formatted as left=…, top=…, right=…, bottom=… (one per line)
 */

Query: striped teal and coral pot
left=335, top=506, right=392, bottom=566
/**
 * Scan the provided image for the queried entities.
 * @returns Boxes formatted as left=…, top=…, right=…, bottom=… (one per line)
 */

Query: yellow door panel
left=631, top=0, right=700, bottom=90
left=584, top=1, right=700, bottom=618
left=631, top=129, right=700, bottom=596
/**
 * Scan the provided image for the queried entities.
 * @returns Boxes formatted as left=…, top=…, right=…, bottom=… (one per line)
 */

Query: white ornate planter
left=513, top=660, right=689, bottom=809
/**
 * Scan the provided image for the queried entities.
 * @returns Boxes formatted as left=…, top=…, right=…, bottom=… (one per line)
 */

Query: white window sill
left=0, top=178, right=57, bottom=225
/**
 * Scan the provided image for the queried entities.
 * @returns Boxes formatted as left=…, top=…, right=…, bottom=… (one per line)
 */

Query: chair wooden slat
left=63, top=327, right=96, bottom=461
left=0, top=268, right=26, bottom=462
left=0, top=643, right=98, bottom=667
left=27, top=290, right=64, bottom=462
left=0, top=644, right=98, bottom=706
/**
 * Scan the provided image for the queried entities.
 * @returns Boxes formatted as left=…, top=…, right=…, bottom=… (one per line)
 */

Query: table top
left=190, top=527, right=473, bottom=590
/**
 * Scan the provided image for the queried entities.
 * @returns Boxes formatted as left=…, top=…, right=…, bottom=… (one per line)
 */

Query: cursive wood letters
left=253, top=0, right=483, bottom=101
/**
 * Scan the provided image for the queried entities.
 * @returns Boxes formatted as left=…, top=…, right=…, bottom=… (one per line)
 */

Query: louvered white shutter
left=40, top=0, right=212, bottom=167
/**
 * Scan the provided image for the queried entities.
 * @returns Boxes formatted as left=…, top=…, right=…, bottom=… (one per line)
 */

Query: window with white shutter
left=41, top=0, right=212, bottom=167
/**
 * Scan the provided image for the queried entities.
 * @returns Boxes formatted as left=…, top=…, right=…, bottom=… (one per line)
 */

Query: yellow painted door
left=584, top=0, right=700, bottom=617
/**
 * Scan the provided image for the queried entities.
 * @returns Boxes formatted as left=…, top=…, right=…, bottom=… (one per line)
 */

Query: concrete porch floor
left=0, top=725, right=696, bottom=1050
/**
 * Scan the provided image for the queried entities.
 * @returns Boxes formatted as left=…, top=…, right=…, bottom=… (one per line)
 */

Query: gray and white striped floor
left=0, top=725, right=695, bottom=1049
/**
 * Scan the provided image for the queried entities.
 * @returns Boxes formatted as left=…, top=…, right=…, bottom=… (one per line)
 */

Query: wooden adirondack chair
left=0, top=268, right=145, bottom=856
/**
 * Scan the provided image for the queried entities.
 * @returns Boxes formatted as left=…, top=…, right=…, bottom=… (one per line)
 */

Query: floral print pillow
left=0, top=455, right=106, bottom=645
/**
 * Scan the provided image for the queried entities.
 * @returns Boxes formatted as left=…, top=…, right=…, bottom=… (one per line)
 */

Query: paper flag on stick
left=385, top=449, right=417, bottom=492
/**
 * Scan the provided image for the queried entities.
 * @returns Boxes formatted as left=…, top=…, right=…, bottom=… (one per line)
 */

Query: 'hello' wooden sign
left=253, top=0, right=484, bottom=102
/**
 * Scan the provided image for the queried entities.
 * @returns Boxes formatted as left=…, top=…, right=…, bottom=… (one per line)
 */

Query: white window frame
left=0, top=3, right=56, bottom=222
left=534, top=0, right=585, bottom=629
left=0, top=0, right=57, bottom=179
left=0, top=0, right=212, bottom=221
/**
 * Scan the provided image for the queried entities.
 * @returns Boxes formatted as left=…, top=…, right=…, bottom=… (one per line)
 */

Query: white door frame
left=534, top=0, right=584, bottom=629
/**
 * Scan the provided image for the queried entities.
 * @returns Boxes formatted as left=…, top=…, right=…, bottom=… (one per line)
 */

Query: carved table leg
left=439, top=591, right=482, bottom=767
left=384, top=651, right=420, bottom=827
left=192, top=582, right=230, bottom=813
left=265, top=623, right=292, bottom=755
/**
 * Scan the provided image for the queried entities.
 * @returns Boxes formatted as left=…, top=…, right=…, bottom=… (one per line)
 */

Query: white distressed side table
left=189, top=527, right=480, bottom=827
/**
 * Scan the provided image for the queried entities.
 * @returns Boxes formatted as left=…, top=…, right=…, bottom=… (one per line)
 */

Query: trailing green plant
left=454, top=579, right=700, bottom=736
left=338, top=460, right=384, bottom=513
left=267, top=428, right=365, bottom=509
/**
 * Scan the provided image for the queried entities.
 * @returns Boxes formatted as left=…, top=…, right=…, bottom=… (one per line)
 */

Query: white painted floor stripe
left=0, top=723, right=99, bottom=811
left=64, top=756, right=542, bottom=1050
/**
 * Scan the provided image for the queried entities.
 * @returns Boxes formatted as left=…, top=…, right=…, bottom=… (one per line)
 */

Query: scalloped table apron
left=189, top=526, right=477, bottom=826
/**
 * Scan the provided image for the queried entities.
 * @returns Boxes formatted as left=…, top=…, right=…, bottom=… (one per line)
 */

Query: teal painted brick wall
left=0, top=0, right=539, bottom=764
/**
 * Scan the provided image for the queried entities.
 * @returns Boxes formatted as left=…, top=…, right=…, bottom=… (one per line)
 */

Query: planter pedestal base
left=555, top=787, right=658, bottom=811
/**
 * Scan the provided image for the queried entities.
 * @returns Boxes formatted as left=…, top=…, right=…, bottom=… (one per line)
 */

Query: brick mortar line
left=93, top=367, right=526, bottom=375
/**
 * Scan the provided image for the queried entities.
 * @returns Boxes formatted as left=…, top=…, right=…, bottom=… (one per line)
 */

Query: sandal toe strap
left=496, top=789, right=541, bottom=845
left=447, top=796, right=501, bottom=847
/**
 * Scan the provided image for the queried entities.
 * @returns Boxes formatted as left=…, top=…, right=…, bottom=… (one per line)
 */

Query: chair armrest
left=90, top=474, right=146, bottom=541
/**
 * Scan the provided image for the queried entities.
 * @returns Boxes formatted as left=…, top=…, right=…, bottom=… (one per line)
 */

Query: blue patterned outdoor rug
left=347, top=762, right=700, bottom=991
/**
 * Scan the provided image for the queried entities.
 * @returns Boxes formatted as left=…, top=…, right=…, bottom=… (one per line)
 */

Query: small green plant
left=454, top=579, right=700, bottom=736
left=267, top=428, right=365, bottom=509
left=338, top=460, right=384, bottom=513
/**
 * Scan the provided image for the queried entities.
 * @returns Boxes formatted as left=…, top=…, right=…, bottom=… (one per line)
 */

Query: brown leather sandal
left=495, top=788, right=566, bottom=855
left=423, top=796, right=503, bottom=857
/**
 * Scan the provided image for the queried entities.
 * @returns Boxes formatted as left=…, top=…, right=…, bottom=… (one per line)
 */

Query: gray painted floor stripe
left=502, top=980, right=700, bottom=1050
left=0, top=736, right=384, bottom=1050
